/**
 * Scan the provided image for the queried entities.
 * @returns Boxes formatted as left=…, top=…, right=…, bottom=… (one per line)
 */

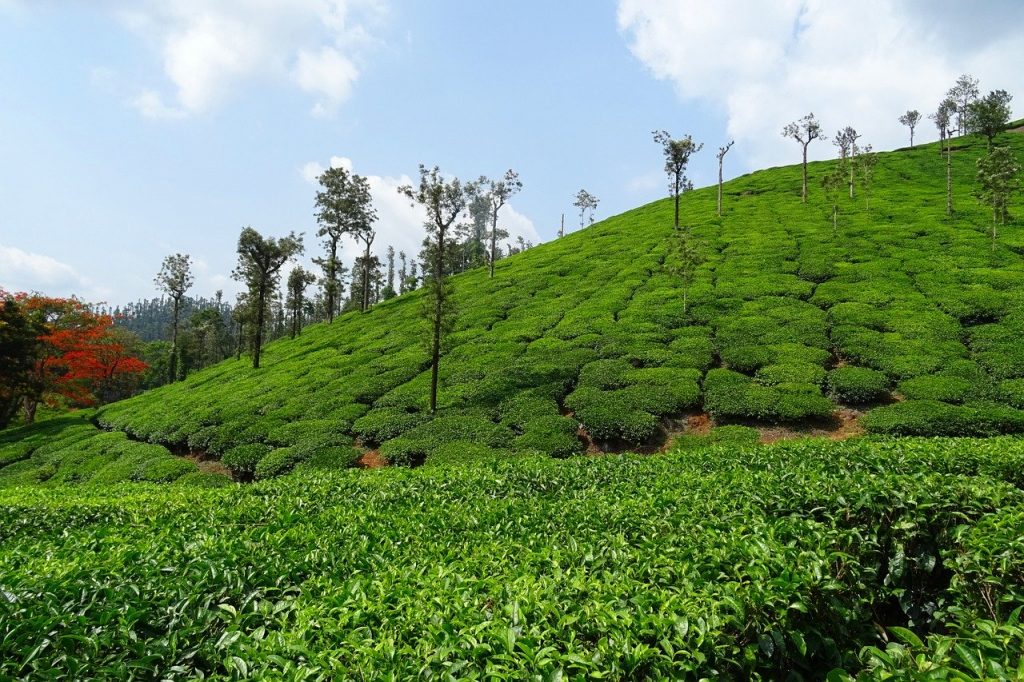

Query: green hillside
left=5, top=128, right=1024, bottom=485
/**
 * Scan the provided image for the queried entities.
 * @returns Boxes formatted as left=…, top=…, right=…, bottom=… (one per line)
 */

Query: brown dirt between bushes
left=182, top=452, right=233, bottom=478
left=359, top=449, right=388, bottom=469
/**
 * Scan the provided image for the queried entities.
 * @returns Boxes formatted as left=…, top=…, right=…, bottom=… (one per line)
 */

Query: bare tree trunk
left=801, top=143, right=809, bottom=203
left=673, top=172, right=680, bottom=230
left=559, top=213, right=564, bottom=238
left=910, top=128, right=914, bottom=146
left=169, top=297, right=180, bottom=383
left=717, top=157, right=724, bottom=216
left=489, top=207, right=499, bottom=278
left=236, top=322, right=243, bottom=360
left=253, top=280, right=266, bottom=369
left=361, top=240, right=371, bottom=312
left=430, top=230, right=445, bottom=414
left=22, top=396, right=37, bottom=425
left=326, top=236, right=338, bottom=323
left=945, top=141, right=953, bottom=218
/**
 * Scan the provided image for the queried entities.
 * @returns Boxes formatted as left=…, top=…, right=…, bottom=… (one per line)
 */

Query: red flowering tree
left=2, top=292, right=149, bottom=424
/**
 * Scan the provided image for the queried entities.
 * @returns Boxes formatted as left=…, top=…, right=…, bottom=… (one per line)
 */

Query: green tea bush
left=755, top=363, right=826, bottom=387
left=897, top=374, right=977, bottom=403
left=221, top=444, right=272, bottom=478
left=514, top=415, right=582, bottom=458
left=351, top=408, right=429, bottom=444
left=173, top=471, right=233, bottom=487
left=826, top=366, right=890, bottom=404
left=253, top=447, right=304, bottom=479
left=704, top=369, right=833, bottom=422
left=863, top=400, right=1024, bottom=436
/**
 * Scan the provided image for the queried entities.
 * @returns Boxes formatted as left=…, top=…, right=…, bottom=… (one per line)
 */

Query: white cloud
left=0, top=243, right=109, bottom=300
left=116, top=0, right=384, bottom=118
left=618, top=0, right=1024, bottom=171
left=299, top=157, right=541, bottom=273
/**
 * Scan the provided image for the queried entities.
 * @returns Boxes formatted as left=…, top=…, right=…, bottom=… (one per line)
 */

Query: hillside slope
left=3, top=129, right=1024, bottom=484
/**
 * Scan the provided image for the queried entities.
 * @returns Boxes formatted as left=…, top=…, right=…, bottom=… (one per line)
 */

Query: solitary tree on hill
left=898, top=110, right=921, bottom=146
left=833, top=126, right=861, bottom=198
left=782, top=113, right=823, bottom=203
left=286, top=266, right=316, bottom=338
left=968, top=90, right=1014, bottom=151
left=314, top=167, right=375, bottom=322
left=716, top=140, right=734, bottom=217
left=153, top=253, right=193, bottom=384
left=665, top=230, right=704, bottom=317
left=231, top=227, right=303, bottom=369
left=398, top=165, right=468, bottom=413
left=573, top=189, right=599, bottom=229
left=930, top=97, right=956, bottom=155
left=653, top=130, right=703, bottom=230
left=976, top=146, right=1022, bottom=250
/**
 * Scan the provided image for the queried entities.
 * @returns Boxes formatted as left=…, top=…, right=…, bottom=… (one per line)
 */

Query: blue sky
left=2, top=0, right=1022, bottom=305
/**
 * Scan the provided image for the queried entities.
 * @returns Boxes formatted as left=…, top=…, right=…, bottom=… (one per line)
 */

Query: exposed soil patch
left=757, top=407, right=864, bottom=444
left=359, top=449, right=388, bottom=469
left=685, top=413, right=713, bottom=436
left=182, top=451, right=234, bottom=478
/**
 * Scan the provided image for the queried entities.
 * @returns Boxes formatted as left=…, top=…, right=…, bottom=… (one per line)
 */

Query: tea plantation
left=2, top=437, right=1024, bottom=678
left=5, top=129, right=1024, bottom=486
left=2, top=129, right=1024, bottom=677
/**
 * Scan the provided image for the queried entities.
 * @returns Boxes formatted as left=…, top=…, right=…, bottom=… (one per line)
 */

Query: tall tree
left=573, top=189, right=599, bottom=229
left=352, top=224, right=377, bottom=312
left=653, top=130, right=703, bottom=230
left=398, top=251, right=408, bottom=294
left=286, top=266, right=316, bottom=338
left=930, top=98, right=957, bottom=216
left=398, top=165, right=468, bottom=414
left=898, top=110, right=921, bottom=146
left=716, top=140, right=734, bottom=217
left=476, top=170, right=522, bottom=278
left=231, top=227, right=303, bottom=369
left=968, top=90, right=1013, bottom=151
left=385, top=246, right=396, bottom=294
left=153, top=253, right=193, bottom=384
left=314, top=167, right=374, bottom=322
left=832, top=126, right=861, bottom=198
left=782, top=113, right=824, bottom=203
left=948, top=73, right=980, bottom=136
left=976, top=146, right=1022, bottom=250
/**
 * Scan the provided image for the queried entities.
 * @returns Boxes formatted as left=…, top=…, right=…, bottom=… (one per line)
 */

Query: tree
left=11, top=295, right=147, bottom=423
left=475, top=170, right=522, bottom=278
left=832, top=126, right=861, bottom=199
left=231, top=227, right=303, bottom=369
left=398, top=165, right=468, bottom=413
left=653, top=130, right=703, bottom=230
left=898, top=110, right=921, bottom=146
left=351, top=221, right=377, bottom=312
left=398, top=251, right=408, bottom=294
left=782, top=113, right=824, bottom=203
left=314, top=167, right=374, bottom=322
left=948, top=73, right=980, bottom=136
left=857, top=144, right=878, bottom=209
left=573, top=189, right=599, bottom=229
left=976, top=146, right=1022, bottom=249
left=153, top=253, right=193, bottom=384
left=665, top=232, right=704, bottom=317
left=382, top=245, right=397, bottom=299
left=968, top=90, right=1013, bottom=151
left=930, top=98, right=958, bottom=216
left=716, top=140, right=734, bottom=217
left=0, top=293, right=43, bottom=428
left=286, top=266, right=316, bottom=338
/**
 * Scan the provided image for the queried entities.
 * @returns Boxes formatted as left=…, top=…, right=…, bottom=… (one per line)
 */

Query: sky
left=1, top=0, right=1023, bottom=306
